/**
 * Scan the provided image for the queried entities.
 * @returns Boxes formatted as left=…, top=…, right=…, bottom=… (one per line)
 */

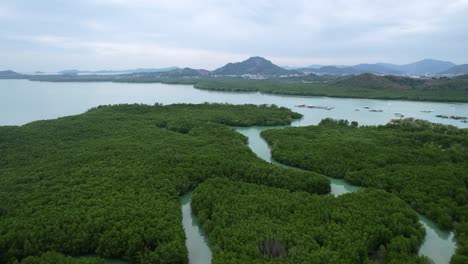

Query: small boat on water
left=394, top=113, right=404, bottom=118
left=363, top=106, right=370, bottom=109
left=420, top=110, right=434, bottom=113
left=355, top=109, right=360, bottom=111
left=295, top=104, right=306, bottom=108
left=369, top=109, right=383, bottom=112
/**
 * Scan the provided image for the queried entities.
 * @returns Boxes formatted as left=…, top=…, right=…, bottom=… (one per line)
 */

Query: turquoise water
left=180, top=192, right=212, bottom=264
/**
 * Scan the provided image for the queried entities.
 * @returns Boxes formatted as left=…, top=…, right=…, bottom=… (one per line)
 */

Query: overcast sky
left=1, top=0, right=468, bottom=72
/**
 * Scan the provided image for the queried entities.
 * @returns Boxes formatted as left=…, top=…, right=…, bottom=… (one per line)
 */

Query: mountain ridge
left=0, top=70, right=25, bottom=79
left=3, top=57, right=466, bottom=78
left=212, top=56, right=295, bottom=76
left=442, top=64, right=468, bottom=75
left=378, top=59, right=455, bottom=74
left=299, top=59, right=457, bottom=76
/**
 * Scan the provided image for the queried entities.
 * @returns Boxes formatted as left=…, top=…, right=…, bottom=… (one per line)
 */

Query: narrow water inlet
left=180, top=192, right=212, bottom=264
left=418, top=215, right=457, bottom=264
left=235, top=126, right=457, bottom=264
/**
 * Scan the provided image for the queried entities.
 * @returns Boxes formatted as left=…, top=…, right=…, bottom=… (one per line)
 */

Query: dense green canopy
left=19, top=252, right=104, bottom=264
left=0, top=103, right=328, bottom=263
left=261, top=118, right=468, bottom=263
left=192, top=177, right=428, bottom=264
left=194, top=76, right=468, bottom=102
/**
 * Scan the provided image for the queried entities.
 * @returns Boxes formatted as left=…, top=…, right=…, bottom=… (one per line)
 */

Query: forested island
left=261, top=119, right=468, bottom=263
left=193, top=74, right=468, bottom=102
left=192, top=178, right=428, bottom=263
left=23, top=73, right=468, bottom=102
left=0, top=103, right=330, bottom=263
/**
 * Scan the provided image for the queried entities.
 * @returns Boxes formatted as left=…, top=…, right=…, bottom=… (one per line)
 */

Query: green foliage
left=193, top=76, right=468, bottom=102
left=453, top=222, right=468, bottom=264
left=19, top=251, right=103, bottom=264
left=0, top=103, right=328, bottom=263
left=261, top=118, right=468, bottom=262
left=192, top=177, right=429, bottom=264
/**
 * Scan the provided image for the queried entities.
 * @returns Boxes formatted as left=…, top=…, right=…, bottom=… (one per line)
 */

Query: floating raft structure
left=436, top=114, right=468, bottom=120
left=295, top=104, right=334, bottom=110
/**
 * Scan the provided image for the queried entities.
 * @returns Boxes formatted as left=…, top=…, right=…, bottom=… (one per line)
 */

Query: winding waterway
left=1, top=79, right=466, bottom=263
left=235, top=126, right=457, bottom=264
left=180, top=192, right=212, bottom=264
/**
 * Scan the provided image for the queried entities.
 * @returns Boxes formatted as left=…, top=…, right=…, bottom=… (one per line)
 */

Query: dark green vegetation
left=0, top=103, right=329, bottom=263
left=261, top=119, right=468, bottom=263
left=19, top=252, right=103, bottom=264
left=192, top=177, right=429, bottom=264
left=194, top=74, right=468, bottom=102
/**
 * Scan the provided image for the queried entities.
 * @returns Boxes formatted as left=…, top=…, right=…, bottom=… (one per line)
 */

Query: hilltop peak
left=0, top=70, right=24, bottom=78
left=244, top=56, right=270, bottom=62
left=213, top=57, right=293, bottom=76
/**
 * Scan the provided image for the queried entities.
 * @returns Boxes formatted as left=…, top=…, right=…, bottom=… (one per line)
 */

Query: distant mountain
left=351, top=64, right=403, bottom=75
left=59, top=70, right=81, bottom=75
left=0, top=70, right=25, bottom=79
left=305, top=64, right=326, bottom=69
left=300, top=66, right=358, bottom=75
left=441, top=64, right=468, bottom=75
left=335, top=73, right=401, bottom=89
left=378, top=59, right=455, bottom=75
left=309, top=64, right=349, bottom=69
left=59, top=67, right=178, bottom=75
left=297, top=59, right=457, bottom=76
left=159, top=67, right=210, bottom=78
left=335, top=73, right=426, bottom=90
left=281, top=65, right=328, bottom=70
left=299, top=64, right=401, bottom=75
left=213, top=56, right=294, bottom=76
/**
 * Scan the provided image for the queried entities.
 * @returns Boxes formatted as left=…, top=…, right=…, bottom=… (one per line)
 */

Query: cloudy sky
left=1, top=0, right=468, bottom=72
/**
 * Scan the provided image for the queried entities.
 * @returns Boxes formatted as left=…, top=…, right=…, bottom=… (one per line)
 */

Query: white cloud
left=10, top=34, right=251, bottom=70
left=1, top=0, right=467, bottom=70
